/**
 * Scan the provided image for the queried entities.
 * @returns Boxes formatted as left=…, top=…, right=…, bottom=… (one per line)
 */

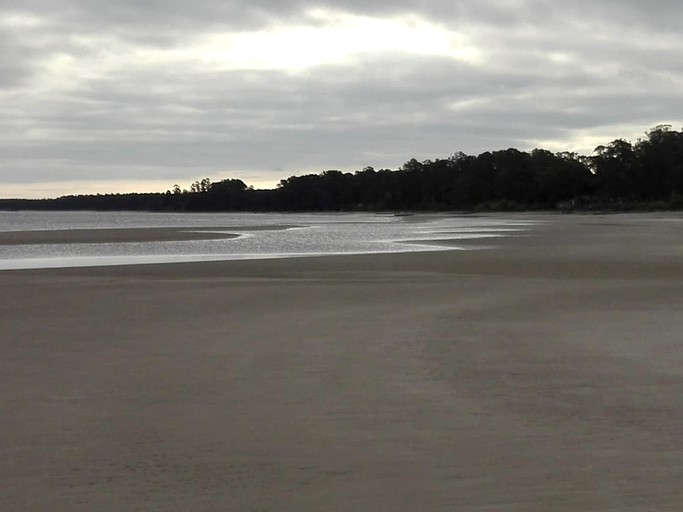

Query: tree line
left=2, top=125, right=683, bottom=212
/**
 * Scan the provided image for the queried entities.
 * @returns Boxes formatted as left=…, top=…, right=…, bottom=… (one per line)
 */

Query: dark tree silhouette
left=2, top=125, right=682, bottom=212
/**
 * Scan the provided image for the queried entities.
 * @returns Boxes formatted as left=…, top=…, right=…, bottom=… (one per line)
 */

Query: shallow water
left=0, top=211, right=539, bottom=270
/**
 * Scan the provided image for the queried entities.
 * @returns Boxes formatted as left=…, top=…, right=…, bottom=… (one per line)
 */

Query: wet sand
left=1, top=213, right=682, bottom=510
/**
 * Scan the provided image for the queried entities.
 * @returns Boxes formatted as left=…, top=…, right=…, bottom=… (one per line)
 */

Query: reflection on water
left=0, top=211, right=540, bottom=270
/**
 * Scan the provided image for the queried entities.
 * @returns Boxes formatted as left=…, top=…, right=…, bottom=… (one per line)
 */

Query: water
left=0, top=211, right=540, bottom=270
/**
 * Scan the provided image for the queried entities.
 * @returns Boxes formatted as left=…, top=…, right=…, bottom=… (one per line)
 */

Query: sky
left=1, top=1, right=682, bottom=198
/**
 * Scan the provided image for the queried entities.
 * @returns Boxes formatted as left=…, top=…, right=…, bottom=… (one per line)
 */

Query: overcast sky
left=1, top=0, right=681, bottom=198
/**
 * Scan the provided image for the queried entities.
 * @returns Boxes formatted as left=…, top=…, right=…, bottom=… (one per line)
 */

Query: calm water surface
left=0, top=211, right=540, bottom=270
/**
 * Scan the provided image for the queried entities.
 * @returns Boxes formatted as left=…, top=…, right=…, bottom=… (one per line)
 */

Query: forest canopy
left=2, top=125, right=683, bottom=212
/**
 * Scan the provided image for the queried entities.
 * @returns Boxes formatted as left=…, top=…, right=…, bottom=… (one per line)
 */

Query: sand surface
left=1, top=213, right=682, bottom=510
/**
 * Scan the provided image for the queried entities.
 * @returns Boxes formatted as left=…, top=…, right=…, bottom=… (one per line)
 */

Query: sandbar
left=0, top=224, right=303, bottom=245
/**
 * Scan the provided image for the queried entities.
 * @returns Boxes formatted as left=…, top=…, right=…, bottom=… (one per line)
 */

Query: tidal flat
left=1, top=213, right=682, bottom=511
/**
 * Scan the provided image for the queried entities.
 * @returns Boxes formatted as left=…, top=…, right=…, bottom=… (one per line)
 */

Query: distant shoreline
left=3, top=198, right=683, bottom=215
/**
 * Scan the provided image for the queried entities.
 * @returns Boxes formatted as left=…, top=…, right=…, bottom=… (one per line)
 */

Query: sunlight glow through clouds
left=199, top=10, right=480, bottom=70
left=21, top=9, right=481, bottom=99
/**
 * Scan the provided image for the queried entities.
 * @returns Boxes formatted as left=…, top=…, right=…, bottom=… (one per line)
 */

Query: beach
left=1, top=213, right=682, bottom=511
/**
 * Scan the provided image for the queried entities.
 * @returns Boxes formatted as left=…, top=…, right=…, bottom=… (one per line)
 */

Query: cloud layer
left=2, top=1, right=682, bottom=197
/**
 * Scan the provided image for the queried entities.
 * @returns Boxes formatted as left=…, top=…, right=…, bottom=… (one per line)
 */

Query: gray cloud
left=1, top=0, right=682, bottom=196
